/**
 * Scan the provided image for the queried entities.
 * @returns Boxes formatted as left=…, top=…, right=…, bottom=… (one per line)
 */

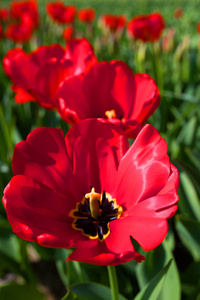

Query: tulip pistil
left=105, top=109, right=117, bottom=119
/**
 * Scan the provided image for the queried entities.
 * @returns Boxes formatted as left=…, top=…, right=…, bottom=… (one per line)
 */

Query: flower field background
left=0, top=0, right=200, bottom=300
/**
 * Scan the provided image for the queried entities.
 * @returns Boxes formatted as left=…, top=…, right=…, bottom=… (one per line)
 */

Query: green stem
left=107, top=265, right=119, bottom=300
left=150, top=43, right=164, bottom=92
left=135, top=42, right=146, bottom=73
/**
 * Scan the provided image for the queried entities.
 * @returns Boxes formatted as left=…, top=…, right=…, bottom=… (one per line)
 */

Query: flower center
left=105, top=109, right=117, bottom=119
left=70, top=187, right=123, bottom=242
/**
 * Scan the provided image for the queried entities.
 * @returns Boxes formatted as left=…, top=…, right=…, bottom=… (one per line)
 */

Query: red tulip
left=101, top=14, right=126, bottom=33
left=10, top=0, right=39, bottom=28
left=174, top=8, right=183, bottom=19
left=127, top=12, right=165, bottom=43
left=5, top=15, right=34, bottom=43
left=3, top=38, right=97, bottom=108
left=63, top=26, right=73, bottom=42
left=197, top=22, right=200, bottom=34
left=0, top=7, right=9, bottom=23
left=3, top=120, right=179, bottom=265
left=46, top=2, right=76, bottom=25
left=0, top=24, right=3, bottom=39
left=78, top=8, right=95, bottom=24
left=57, top=61, right=160, bottom=139
left=162, top=27, right=175, bottom=53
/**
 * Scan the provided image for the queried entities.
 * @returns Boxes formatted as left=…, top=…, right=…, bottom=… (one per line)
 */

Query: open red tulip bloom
left=127, top=12, right=165, bottom=43
left=46, top=2, right=76, bottom=25
left=0, top=7, right=10, bottom=23
left=3, top=119, right=179, bottom=266
left=10, top=0, right=39, bottom=29
left=3, top=38, right=97, bottom=109
left=78, top=8, right=95, bottom=24
left=57, top=61, right=160, bottom=139
left=5, top=15, right=35, bottom=43
left=101, top=14, right=126, bottom=33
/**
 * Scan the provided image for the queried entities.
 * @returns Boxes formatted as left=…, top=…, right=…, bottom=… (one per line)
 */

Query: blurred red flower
left=127, top=12, right=165, bottom=43
left=10, top=0, right=39, bottom=28
left=0, top=7, right=9, bottom=23
left=5, top=15, right=34, bottom=43
left=3, top=38, right=97, bottom=108
left=63, top=26, right=73, bottom=42
left=174, top=8, right=183, bottom=19
left=197, top=22, right=200, bottom=34
left=162, top=27, right=175, bottom=53
left=46, top=2, right=76, bottom=25
left=101, top=14, right=126, bottom=33
left=57, top=61, right=160, bottom=139
left=78, top=8, right=95, bottom=24
left=3, top=120, right=179, bottom=265
left=0, top=24, right=3, bottom=39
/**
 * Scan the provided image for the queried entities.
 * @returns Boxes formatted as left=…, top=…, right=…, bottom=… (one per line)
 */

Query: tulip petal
left=67, top=240, right=144, bottom=265
left=64, top=38, right=97, bottom=74
left=12, top=127, right=75, bottom=196
left=96, top=138, right=118, bottom=193
left=3, top=175, right=88, bottom=249
left=115, top=124, right=170, bottom=207
left=109, top=215, right=168, bottom=251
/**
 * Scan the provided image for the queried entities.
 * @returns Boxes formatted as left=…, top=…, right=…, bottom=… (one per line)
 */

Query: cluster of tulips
left=2, top=13, right=180, bottom=268
left=0, top=0, right=200, bottom=47
left=0, top=0, right=38, bottom=43
left=0, top=0, right=166, bottom=44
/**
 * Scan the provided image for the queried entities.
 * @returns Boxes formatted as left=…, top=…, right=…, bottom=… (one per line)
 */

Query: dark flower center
left=70, top=188, right=123, bottom=241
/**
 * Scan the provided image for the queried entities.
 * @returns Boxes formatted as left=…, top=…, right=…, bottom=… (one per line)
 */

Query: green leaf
left=136, top=242, right=181, bottom=300
left=175, top=215, right=200, bottom=261
left=184, top=148, right=200, bottom=172
left=55, top=248, right=70, bottom=287
left=163, top=91, right=198, bottom=103
left=178, top=171, right=200, bottom=221
left=177, top=114, right=198, bottom=146
left=68, top=283, right=127, bottom=300
left=61, top=290, right=77, bottom=300
left=0, top=282, right=45, bottom=300
left=0, top=222, right=33, bottom=278
left=134, top=259, right=172, bottom=300
left=0, top=104, right=13, bottom=163
left=163, top=222, right=175, bottom=252
left=0, top=232, right=20, bottom=262
left=181, top=261, right=200, bottom=297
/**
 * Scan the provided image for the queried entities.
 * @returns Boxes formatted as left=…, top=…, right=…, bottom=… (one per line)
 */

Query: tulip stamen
left=69, top=187, right=123, bottom=241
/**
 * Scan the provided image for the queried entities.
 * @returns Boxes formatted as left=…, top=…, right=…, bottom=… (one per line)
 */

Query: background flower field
left=0, top=0, right=200, bottom=299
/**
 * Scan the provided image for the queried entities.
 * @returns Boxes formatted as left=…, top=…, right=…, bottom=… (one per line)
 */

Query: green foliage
left=136, top=242, right=181, bottom=300
left=175, top=216, right=200, bottom=261
left=134, top=259, right=172, bottom=300
left=0, top=282, right=45, bottom=300
left=62, top=283, right=127, bottom=300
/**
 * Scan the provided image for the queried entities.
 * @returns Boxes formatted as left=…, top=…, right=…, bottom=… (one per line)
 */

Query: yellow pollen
left=105, top=109, right=117, bottom=119
left=85, top=188, right=101, bottom=220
